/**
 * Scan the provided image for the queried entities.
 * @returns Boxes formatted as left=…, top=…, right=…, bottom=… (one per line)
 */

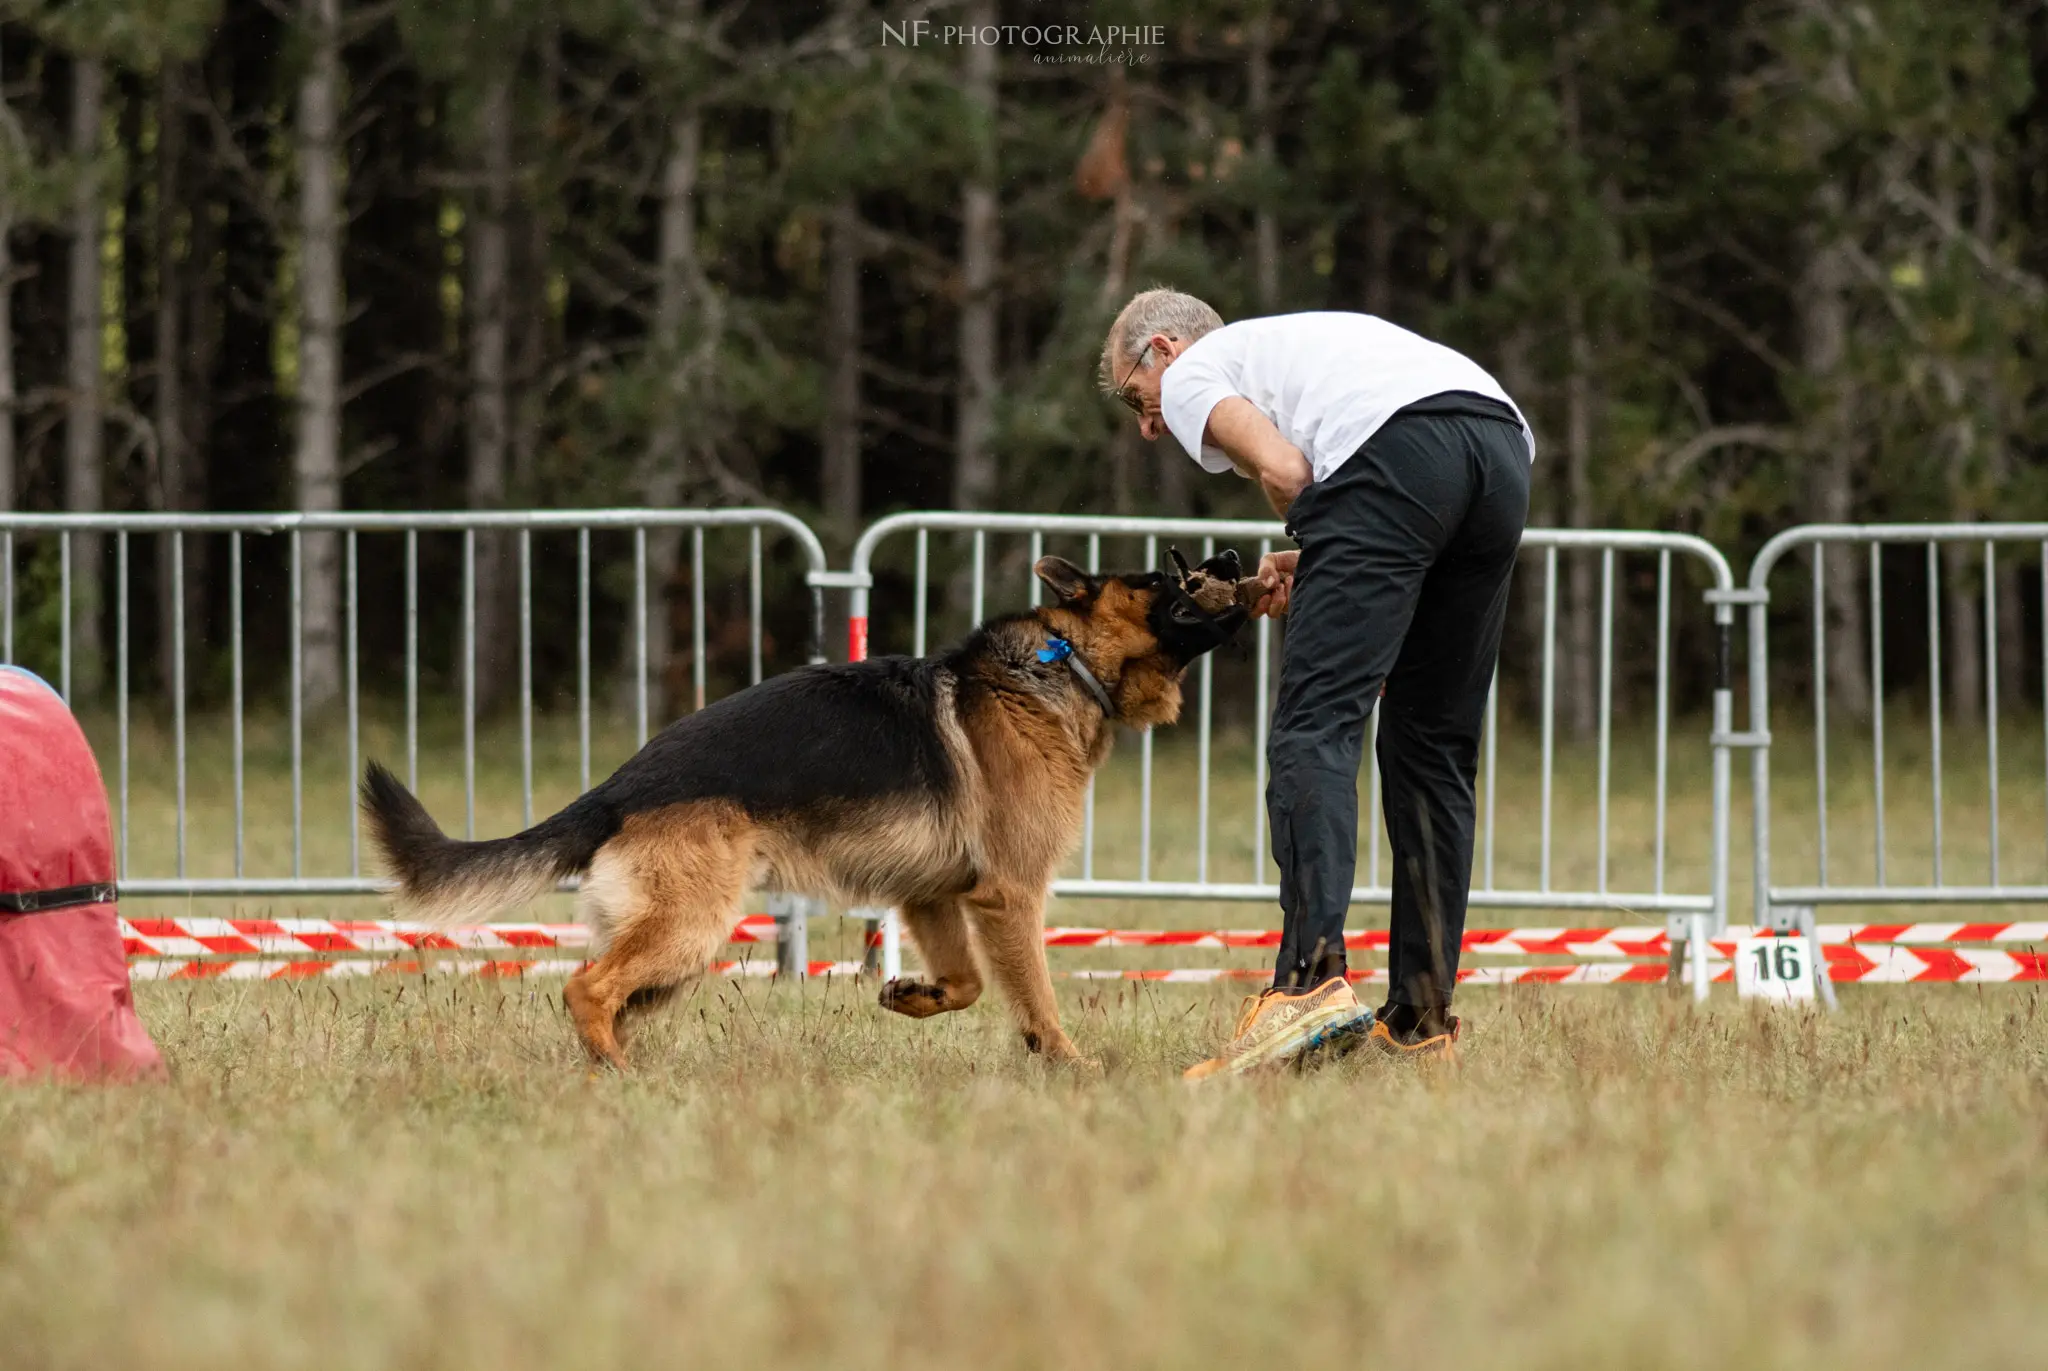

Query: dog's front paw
left=1020, top=1028, right=1094, bottom=1068
left=879, top=978, right=950, bottom=1019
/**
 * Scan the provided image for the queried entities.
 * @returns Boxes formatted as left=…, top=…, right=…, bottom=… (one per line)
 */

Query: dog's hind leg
left=878, top=898, right=983, bottom=1019
left=964, top=880, right=1080, bottom=1061
left=563, top=802, right=754, bottom=1070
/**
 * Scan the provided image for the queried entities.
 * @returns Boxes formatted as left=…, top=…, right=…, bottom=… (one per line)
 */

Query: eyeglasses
left=1114, top=341, right=1155, bottom=416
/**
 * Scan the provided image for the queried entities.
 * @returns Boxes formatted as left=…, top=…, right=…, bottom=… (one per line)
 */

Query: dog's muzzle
left=1150, top=581, right=1248, bottom=665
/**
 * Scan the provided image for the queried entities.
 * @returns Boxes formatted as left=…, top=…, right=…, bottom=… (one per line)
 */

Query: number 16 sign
left=1735, top=935, right=1817, bottom=1003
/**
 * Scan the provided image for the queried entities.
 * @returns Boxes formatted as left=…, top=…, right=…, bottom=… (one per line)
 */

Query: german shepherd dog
left=360, top=551, right=1248, bottom=1068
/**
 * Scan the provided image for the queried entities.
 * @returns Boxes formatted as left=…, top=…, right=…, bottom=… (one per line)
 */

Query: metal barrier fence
left=847, top=512, right=1740, bottom=995
left=70, top=508, right=2048, bottom=1005
left=0, top=509, right=827, bottom=971
left=1743, top=523, right=2048, bottom=1006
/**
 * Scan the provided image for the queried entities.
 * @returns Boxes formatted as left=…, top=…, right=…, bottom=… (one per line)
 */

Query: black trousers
left=1267, top=393, right=1531, bottom=1008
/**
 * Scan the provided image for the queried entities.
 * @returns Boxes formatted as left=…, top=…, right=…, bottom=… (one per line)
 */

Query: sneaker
left=1182, top=977, right=1373, bottom=1081
left=1367, top=1013, right=1461, bottom=1059
left=1290, top=1011, right=1380, bottom=1069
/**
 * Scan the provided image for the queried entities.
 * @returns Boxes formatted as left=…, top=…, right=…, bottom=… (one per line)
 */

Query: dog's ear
left=1034, top=556, right=1094, bottom=604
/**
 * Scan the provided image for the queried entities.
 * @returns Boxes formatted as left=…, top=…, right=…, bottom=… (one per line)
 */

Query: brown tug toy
left=1170, top=547, right=1285, bottom=618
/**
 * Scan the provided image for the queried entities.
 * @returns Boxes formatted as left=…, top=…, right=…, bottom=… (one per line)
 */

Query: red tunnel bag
left=0, top=666, right=164, bottom=1081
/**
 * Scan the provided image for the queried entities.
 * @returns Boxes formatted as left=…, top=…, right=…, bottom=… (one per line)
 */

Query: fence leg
left=1665, top=912, right=1710, bottom=1000
left=1687, top=913, right=1711, bottom=1002
left=1667, top=913, right=1712, bottom=1001
left=772, top=892, right=809, bottom=979
left=854, top=906, right=902, bottom=979
left=1793, top=903, right=1838, bottom=1012
left=861, top=911, right=882, bottom=975
left=880, top=908, right=902, bottom=981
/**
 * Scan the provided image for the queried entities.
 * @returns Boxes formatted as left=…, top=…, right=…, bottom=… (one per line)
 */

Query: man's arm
left=1202, top=397, right=1313, bottom=518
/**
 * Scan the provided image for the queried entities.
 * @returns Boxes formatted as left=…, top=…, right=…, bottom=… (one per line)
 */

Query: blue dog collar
left=1040, top=636, right=1115, bottom=718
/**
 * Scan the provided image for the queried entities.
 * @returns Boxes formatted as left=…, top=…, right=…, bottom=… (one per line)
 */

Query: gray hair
left=1098, top=288, right=1224, bottom=392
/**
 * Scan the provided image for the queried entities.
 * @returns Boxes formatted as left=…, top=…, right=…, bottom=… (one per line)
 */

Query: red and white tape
left=124, top=947, right=2048, bottom=985
left=120, top=918, right=2048, bottom=962
left=1805, top=921, right=2048, bottom=946
left=1068, top=949, right=2048, bottom=985
left=116, top=960, right=1686, bottom=986
left=127, top=956, right=863, bottom=982
left=1817, top=945, right=2048, bottom=983
left=118, top=917, right=2048, bottom=990
left=118, top=915, right=778, bottom=959
left=1066, top=965, right=1676, bottom=985
left=1042, top=927, right=1676, bottom=956
left=1044, top=922, right=2048, bottom=956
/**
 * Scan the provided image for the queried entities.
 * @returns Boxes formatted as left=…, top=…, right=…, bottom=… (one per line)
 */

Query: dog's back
left=597, top=655, right=961, bottom=819
left=362, top=654, right=973, bottom=926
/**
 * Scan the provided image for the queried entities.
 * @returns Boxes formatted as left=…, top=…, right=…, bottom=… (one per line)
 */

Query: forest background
left=2, top=0, right=2045, bottom=729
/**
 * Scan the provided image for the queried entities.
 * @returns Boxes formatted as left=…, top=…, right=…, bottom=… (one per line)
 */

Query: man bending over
left=1100, top=290, right=1532, bottom=1075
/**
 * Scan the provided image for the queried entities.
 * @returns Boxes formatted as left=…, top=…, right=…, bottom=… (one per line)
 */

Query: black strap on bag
left=0, top=882, right=118, bottom=914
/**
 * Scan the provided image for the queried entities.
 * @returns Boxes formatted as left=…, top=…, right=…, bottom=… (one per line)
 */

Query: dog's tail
left=359, top=760, right=618, bottom=927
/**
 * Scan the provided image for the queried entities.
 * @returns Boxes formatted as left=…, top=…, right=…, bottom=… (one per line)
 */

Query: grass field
left=3, top=982, right=2045, bottom=1368
left=5, top=706, right=2047, bottom=1368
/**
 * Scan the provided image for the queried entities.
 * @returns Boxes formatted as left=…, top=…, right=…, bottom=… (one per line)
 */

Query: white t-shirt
left=1158, top=312, right=1535, bottom=482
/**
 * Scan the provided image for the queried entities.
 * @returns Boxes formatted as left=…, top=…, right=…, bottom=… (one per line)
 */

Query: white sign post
left=1734, top=935, right=1817, bottom=1003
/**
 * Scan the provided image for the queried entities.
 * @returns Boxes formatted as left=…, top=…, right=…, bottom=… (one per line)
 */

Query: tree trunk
left=154, top=61, right=204, bottom=687
left=1562, top=291, right=1597, bottom=738
left=1972, top=147, right=2025, bottom=715
left=1248, top=8, right=1279, bottom=312
left=1791, top=14, right=1870, bottom=720
left=823, top=195, right=862, bottom=534
left=1932, top=146, right=1981, bottom=729
left=65, top=56, right=106, bottom=696
left=1794, top=202, right=1870, bottom=717
left=954, top=0, right=999, bottom=513
left=1556, top=43, right=1596, bottom=737
left=296, top=0, right=344, bottom=711
left=466, top=53, right=515, bottom=711
left=943, top=12, right=1011, bottom=637
left=639, top=93, right=703, bottom=714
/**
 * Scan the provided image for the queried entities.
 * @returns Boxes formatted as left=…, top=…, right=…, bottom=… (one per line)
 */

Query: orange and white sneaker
left=1366, top=1011, right=1461, bottom=1060
left=1182, top=977, right=1373, bottom=1081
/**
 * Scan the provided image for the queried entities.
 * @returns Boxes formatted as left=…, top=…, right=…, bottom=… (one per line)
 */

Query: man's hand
left=1251, top=550, right=1299, bottom=618
left=1202, top=398, right=1313, bottom=518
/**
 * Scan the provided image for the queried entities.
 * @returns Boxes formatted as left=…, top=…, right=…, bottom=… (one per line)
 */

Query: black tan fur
left=361, top=552, right=1247, bottom=1068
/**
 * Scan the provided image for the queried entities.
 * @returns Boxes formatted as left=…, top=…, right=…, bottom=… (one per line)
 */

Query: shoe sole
left=1291, top=1011, right=1381, bottom=1069
left=1191, top=1001, right=1375, bottom=1080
